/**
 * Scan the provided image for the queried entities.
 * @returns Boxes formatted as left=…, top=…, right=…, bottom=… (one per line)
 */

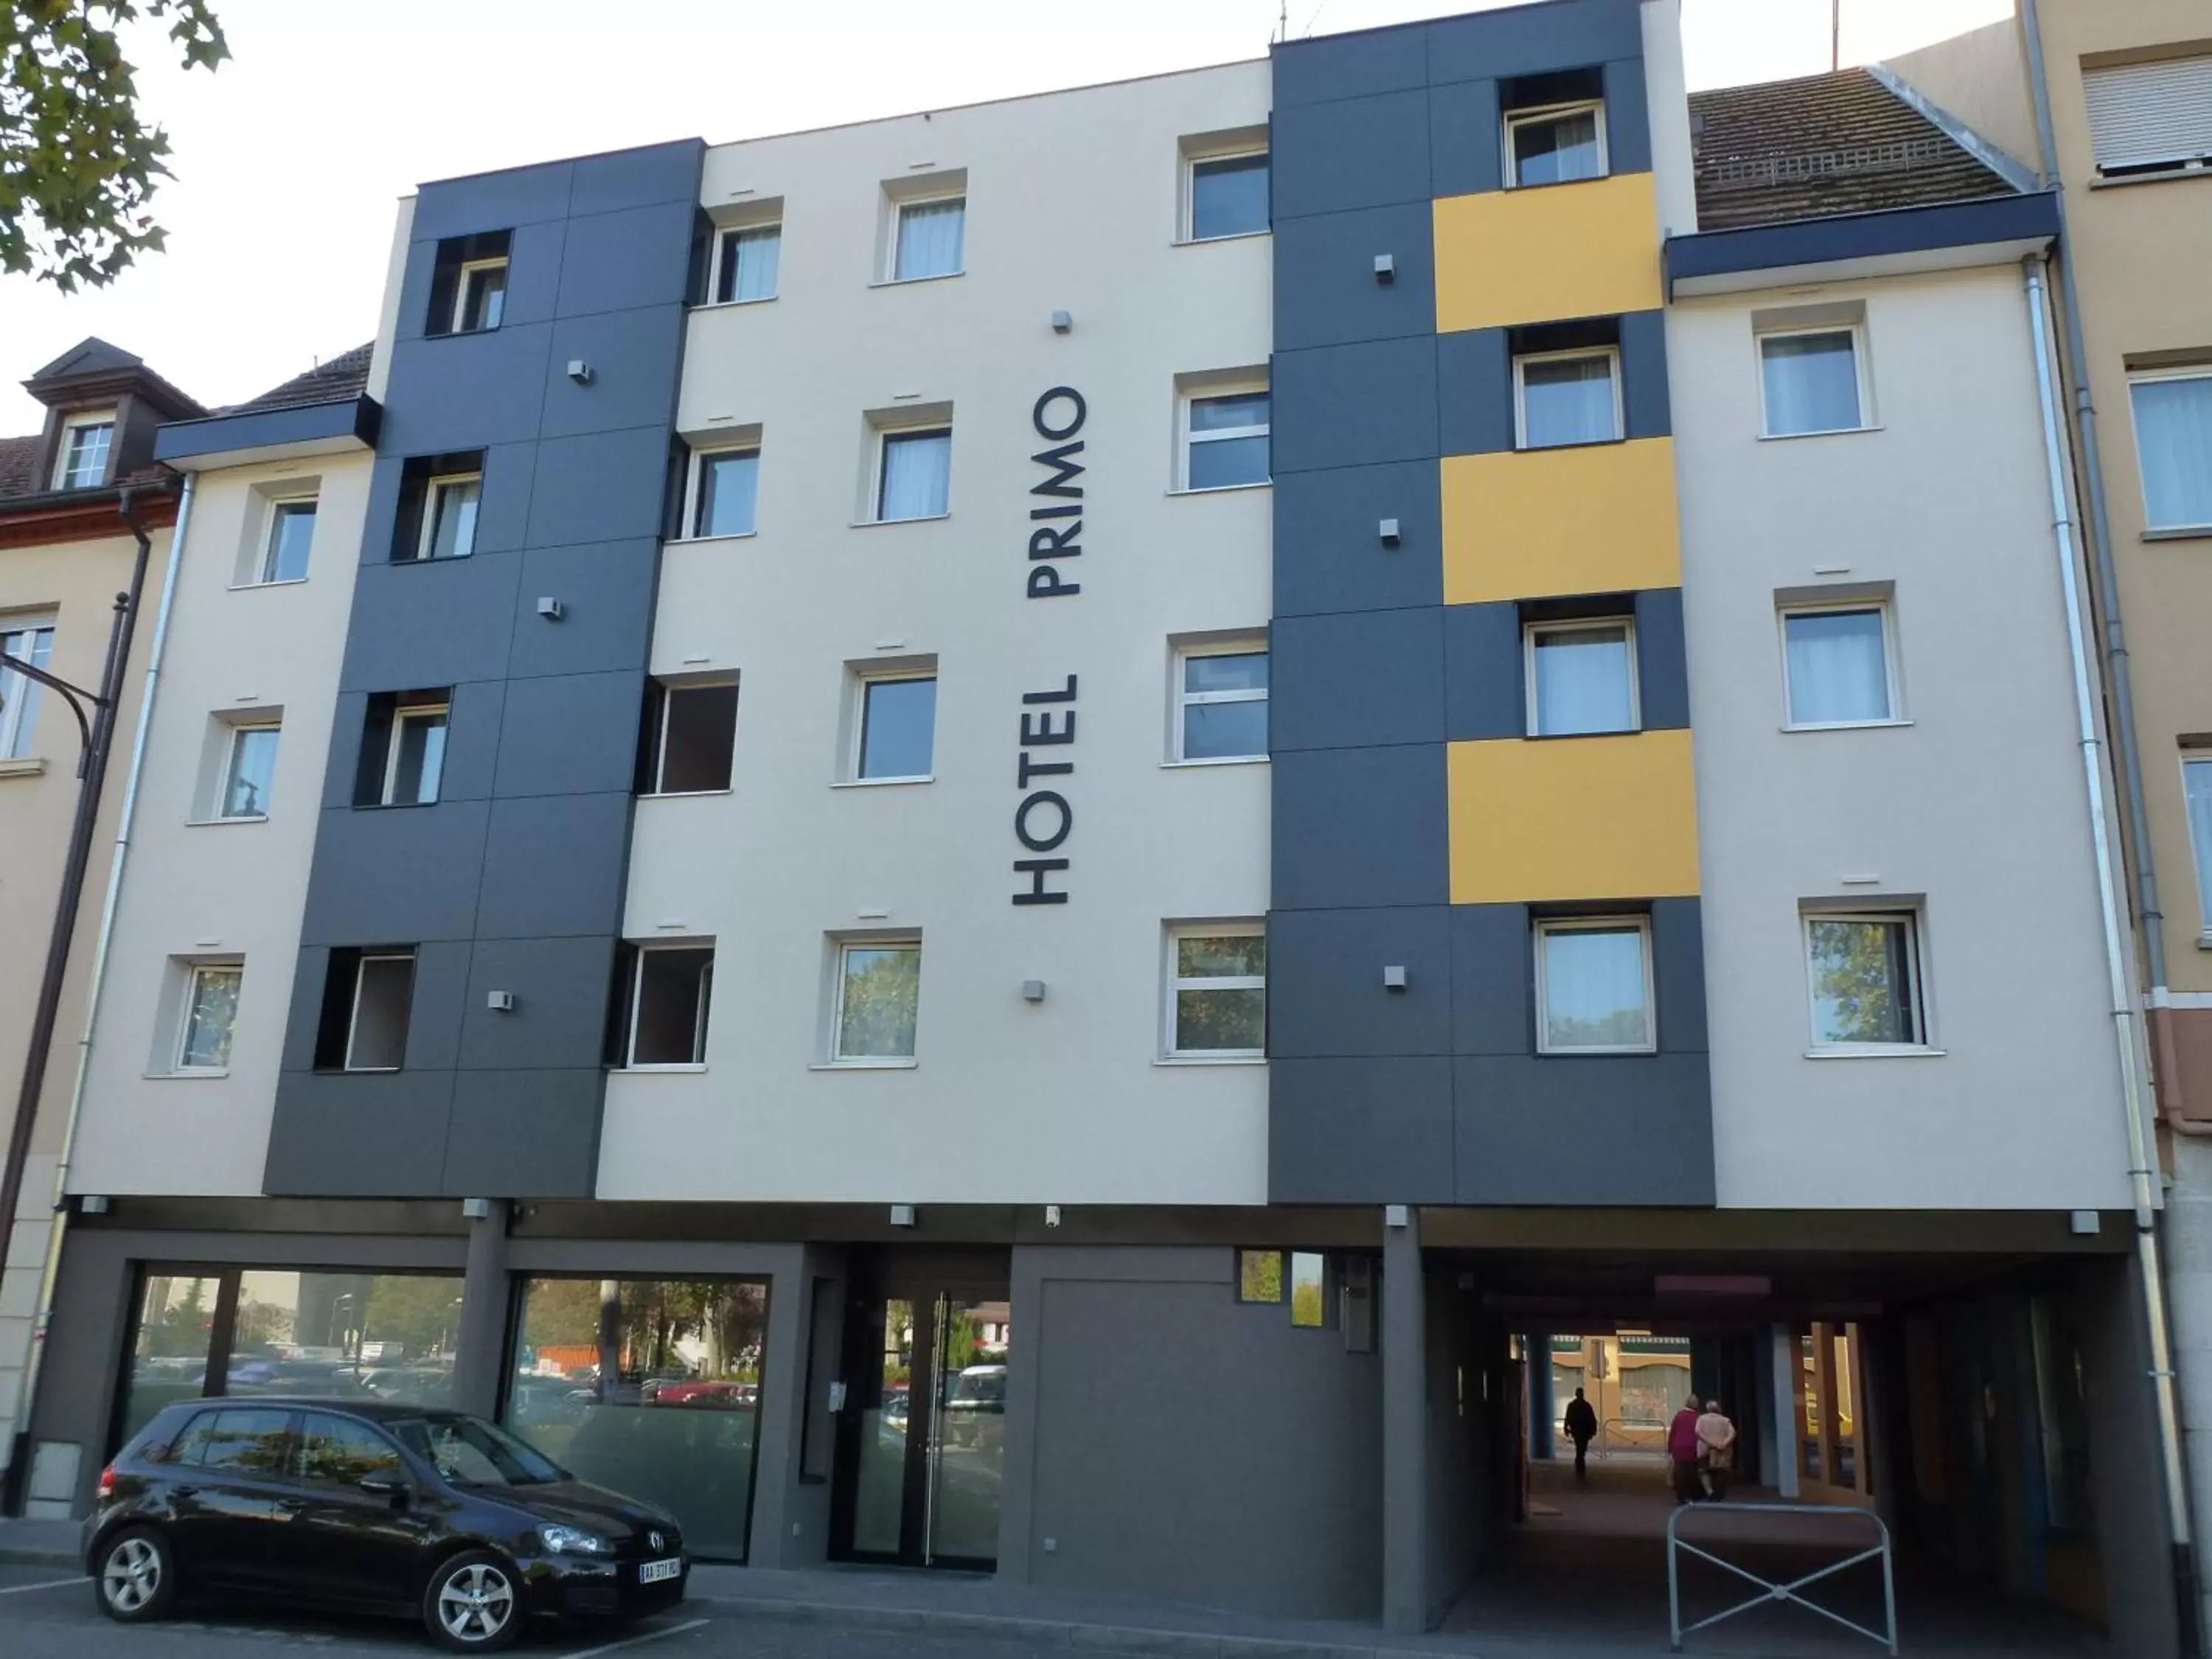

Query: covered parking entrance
left=1380, top=1208, right=2177, bottom=1656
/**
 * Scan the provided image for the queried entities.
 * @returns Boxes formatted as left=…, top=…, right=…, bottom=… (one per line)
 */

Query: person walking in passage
left=1562, top=1386, right=1599, bottom=1480
left=1668, top=1394, right=1705, bottom=1506
left=1697, top=1397, right=1738, bottom=1500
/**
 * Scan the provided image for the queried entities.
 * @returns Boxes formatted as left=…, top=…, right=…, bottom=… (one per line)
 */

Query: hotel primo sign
left=1014, top=387, right=1083, bottom=906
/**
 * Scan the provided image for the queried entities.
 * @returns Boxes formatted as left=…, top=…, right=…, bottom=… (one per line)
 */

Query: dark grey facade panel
left=410, top=160, right=579, bottom=240
left=473, top=792, right=635, bottom=940
left=493, top=670, right=647, bottom=799
left=508, top=540, right=659, bottom=681
left=1600, top=56, right=1652, bottom=179
left=1651, top=896, right=1708, bottom=1054
left=265, top=1070, right=458, bottom=1196
left=153, top=396, right=380, bottom=465
left=1427, top=77, right=1503, bottom=200
left=553, top=201, right=698, bottom=319
left=1436, top=329, right=1512, bottom=459
left=1271, top=745, right=1450, bottom=911
left=1453, top=1051, right=1715, bottom=1206
left=1270, top=90, right=1433, bottom=220
left=1270, top=608, right=1445, bottom=753
left=1621, top=308, right=1671, bottom=439
left=540, top=313, right=686, bottom=439
left=403, top=941, right=476, bottom=1072
left=1270, top=1057, right=1456, bottom=1202
left=443, top=1068, right=605, bottom=1197
left=1271, top=24, right=1428, bottom=108
left=1267, top=905, right=1454, bottom=1057
left=300, top=801, right=492, bottom=946
left=1270, top=338, right=1441, bottom=475
left=1633, top=587, right=1689, bottom=731
left=459, top=937, right=621, bottom=1071
left=339, top=552, right=524, bottom=694
left=1270, top=462, right=1442, bottom=619
left=379, top=327, right=557, bottom=454
left=278, top=947, right=331, bottom=1074
left=1441, top=601, right=1523, bottom=742
left=1450, top=903, right=1531, bottom=1056
left=526, top=425, right=675, bottom=548
left=567, top=143, right=709, bottom=219
left=1424, top=0, right=1644, bottom=86
left=1663, top=191, right=2059, bottom=292
left=1272, top=204, right=1436, bottom=352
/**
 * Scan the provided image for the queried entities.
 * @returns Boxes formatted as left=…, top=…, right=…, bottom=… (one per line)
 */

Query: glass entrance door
left=834, top=1285, right=1009, bottom=1568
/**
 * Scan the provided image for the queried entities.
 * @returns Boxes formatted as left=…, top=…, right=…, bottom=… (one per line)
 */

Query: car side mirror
left=358, top=1475, right=409, bottom=1503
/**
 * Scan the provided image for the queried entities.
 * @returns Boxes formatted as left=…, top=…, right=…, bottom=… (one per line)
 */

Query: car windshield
left=393, top=1413, right=566, bottom=1487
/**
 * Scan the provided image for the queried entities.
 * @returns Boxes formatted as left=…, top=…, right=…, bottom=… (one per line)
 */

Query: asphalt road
left=0, top=1561, right=1071, bottom=1658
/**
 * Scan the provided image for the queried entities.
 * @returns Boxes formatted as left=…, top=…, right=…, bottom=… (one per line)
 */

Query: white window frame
left=381, top=703, right=450, bottom=806
left=1184, top=147, right=1270, bottom=243
left=2183, top=754, right=2212, bottom=942
left=1777, top=599, right=1902, bottom=731
left=1180, top=382, right=1271, bottom=493
left=452, top=257, right=509, bottom=333
left=0, top=616, right=57, bottom=760
left=684, top=445, right=761, bottom=540
left=1512, top=347, right=1624, bottom=451
left=712, top=222, right=782, bottom=305
left=174, top=962, right=243, bottom=1075
left=1172, top=639, right=1269, bottom=765
left=1503, top=99, right=1610, bottom=189
left=344, top=951, right=414, bottom=1073
left=53, top=409, right=116, bottom=490
left=2128, top=366, right=2212, bottom=533
left=1534, top=917, right=1656, bottom=1056
left=830, top=938, right=923, bottom=1066
left=259, top=495, right=319, bottom=584
left=216, top=721, right=281, bottom=821
left=1523, top=617, right=1640, bottom=737
left=417, top=471, right=482, bottom=562
left=622, top=942, right=714, bottom=1070
left=641, top=680, right=738, bottom=798
left=1757, top=323, right=1873, bottom=439
left=1163, top=920, right=1267, bottom=1061
left=1802, top=908, right=1929, bottom=1054
left=888, top=193, right=967, bottom=283
left=872, top=425, right=953, bottom=523
left=849, top=670, right=938, bottom=784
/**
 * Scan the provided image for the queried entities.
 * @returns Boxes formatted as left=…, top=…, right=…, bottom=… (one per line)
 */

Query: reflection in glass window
left=178, top=964, right=241, bottom=1071
left=1509, top=102, right=1606, bottom=186
left=507, top=1277, right=771, bottom=1559
left=220, top=725, right=280, bottom=819
left=199, top=1408, right=293, bottom=1475
left=858, top=676, right=936, bottom=780
left=1237, top=1249, right=1284, bottom=1303
left=1290, top=1253, right=1327, bottom=1329
left=118, top=1274, right=223, bottom=1444
left=293, top=1412, right=405, bottom=1484
left=1169, top=928, right=1266, bottom=1056
left=262, top=501, right=317, bottom=582
left=835, top=943, right=922, bottom=1061
left=1190, top=152, right=1269, bottom=240
left=1177, top=647, right=1268, bottom=762
left=1806, top=913, right=1924, bottom=1048
left=1186, top=392, right=1270, bottom=490
left=1536, top=919, right=1654, bottom=1054
left=693, top=450, right=759, bottom=538
left=225, top=1270, right=465, bottom=1404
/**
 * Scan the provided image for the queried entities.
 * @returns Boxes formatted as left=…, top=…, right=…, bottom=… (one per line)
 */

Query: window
left=1506, top=100, right=1607, bottom=187
left=689, top=448, right=759, bottom=538
left=1166, top=924, right=1266, bottom=1058
left=1189, top=150, right=1269, bottom=240
left=1515, top=349, right=1621, bottom=449
left=2129, top=370, right=2212, bottom=532
left=855, top=673, right=936, bottom=782
left=2184, top=757, right=2212, bottom=939
left=1290, top=1252, right=1327, bottom=1329
left=375, top=700, right=449, bottom=805
left=1526, top=619, right=1637, bottom=736
left=293, top=1413, right=405, bottom=1486
left=453, top=257, right=508, bottom=333
left=1781, top=603, right=1896, bottom=728
left=318, top=949, right=414, bottom=1073
left=892, top=197, right=964, bottom=281
left=1238, top=1250, right=1284, bottom=1303
left=197, top=1408, right=292, bottom=1475
left=833, top=940, right=922, bottom=1062
left=714, top=224, right=781, bottom=303
left=0, top=619, right=55, bottom=759
left=54, top=411, right=115, bottom=490
left=2082, top=55, right=2212, bottom=179
left=260, top=499, right=317, bottom=583
left=1174, top=641, right=1268, bottom=762
left=1535, top=918, right=1655, bottom=1054
left=218, top=723, right=279, bottom=819
left=612, top=944, right=714, bottom=1067
left=1761, top=329, right=1867, bottom=437
left=417, top=472, right=481, bottom=561
left=1183, top=388, right=1270, bottom=490
left=1804, top=910, right=1925, bottom=1049
left=175, top=964, right=241, bottom=1072
left=639, top=681, right=738, bottom=795
left=875, top=428, right=951, bottom=521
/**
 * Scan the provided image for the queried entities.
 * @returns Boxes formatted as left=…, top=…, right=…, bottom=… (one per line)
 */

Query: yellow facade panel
left=1441, top=437, right=1681, bottom=606
left=1447, top=730, right=1700, bottom=905
left=1433, top=173, right=1663, bottom=334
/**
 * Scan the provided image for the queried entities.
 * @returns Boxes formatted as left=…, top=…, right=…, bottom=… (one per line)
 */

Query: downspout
left=2024, top=253, right=2197, bottom=1650
left=8, top=472, right=194, bottom=1504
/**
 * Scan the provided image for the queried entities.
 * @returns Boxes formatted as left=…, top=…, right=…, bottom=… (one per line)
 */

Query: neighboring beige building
left=0, top=341, right=194, bottom=1502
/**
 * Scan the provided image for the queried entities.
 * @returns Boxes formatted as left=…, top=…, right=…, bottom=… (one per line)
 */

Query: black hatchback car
left=83, top=1397, right=688, bottom=1650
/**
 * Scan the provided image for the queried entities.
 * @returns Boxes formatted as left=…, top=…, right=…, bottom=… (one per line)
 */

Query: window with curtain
left=1761, top=330, right=1864, bottom=437
left=2185, top=757, right=2212, bottom=936
left=1517, top=352, right=1618, bottom=449
left=1805, top=913, right=1923, bottom=1048
left=1507, top=102, right=1607, bottom=186
left=1528, top=622, right=1636, bottom=736
left=1782, top=605, right=1893, bottom=727
left=894, top=198, right=964, bottom=280
left=716, top=225, right=781, bottom=304
left=2129, top=372, right=2212, bottom=531
left=1536, top=920, right=1653, bottom=1054
left=876, top=428, right=951, bottom=521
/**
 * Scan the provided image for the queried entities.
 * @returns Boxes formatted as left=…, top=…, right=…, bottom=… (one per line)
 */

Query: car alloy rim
left=437, top=1562, right=514, bottom=1641
left=102, top=1537, right=160, bottom=1613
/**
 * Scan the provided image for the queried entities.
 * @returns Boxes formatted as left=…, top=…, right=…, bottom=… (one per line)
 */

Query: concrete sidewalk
left=0, top=1517, right=77, bottom=1570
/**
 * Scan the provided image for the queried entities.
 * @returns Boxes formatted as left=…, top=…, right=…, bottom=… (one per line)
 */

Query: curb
left=694, top=1593, right=1425, bottom=1658
left=0, top=1546, right=79, bottom=1571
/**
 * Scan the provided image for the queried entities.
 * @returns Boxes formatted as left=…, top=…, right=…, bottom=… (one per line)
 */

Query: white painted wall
left=66, top=454, right=371, bottom=1197
left=601, top=62, right=1275, bottom=1206
left=1671, top=262, right=2132, bottom=1210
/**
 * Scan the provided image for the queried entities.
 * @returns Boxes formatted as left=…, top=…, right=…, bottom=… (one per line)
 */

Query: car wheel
left=423, top=1550, right=522, bottom=1652
left=93, top=1526, right=177, bottom=1623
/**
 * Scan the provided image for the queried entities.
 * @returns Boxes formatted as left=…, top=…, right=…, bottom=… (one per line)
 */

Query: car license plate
left=639, top=1557, right=682, bottom=1585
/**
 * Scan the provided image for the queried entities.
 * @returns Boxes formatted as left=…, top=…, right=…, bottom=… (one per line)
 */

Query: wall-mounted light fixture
left=566, top=359, right=594, bottom=385
left=1374, top=253, right=1397, bottom=284
left=1378, top=518, right=1401, bottom=546
left=1021, top=979, right=1047, bottom=1003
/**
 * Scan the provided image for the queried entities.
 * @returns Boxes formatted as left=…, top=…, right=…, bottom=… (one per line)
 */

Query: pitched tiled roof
left=1688, top=67, right=2015, bottom=233
left=225, top=342, right=375, bottom=415
left=0, top=435, right=41, bottom=501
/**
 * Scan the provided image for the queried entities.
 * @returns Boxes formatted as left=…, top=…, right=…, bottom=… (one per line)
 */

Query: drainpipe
left=2024, top=254, right=2198, bottom=1654
left=2, top=473, right=193, bottom=1514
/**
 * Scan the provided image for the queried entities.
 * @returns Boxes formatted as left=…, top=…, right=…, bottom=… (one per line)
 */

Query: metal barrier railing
left=1666, top=1501, right=1897, bottom=1655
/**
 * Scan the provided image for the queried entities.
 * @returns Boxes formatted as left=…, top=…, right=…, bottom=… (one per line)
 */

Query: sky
left=0, top=0, right=2011, bottom=434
